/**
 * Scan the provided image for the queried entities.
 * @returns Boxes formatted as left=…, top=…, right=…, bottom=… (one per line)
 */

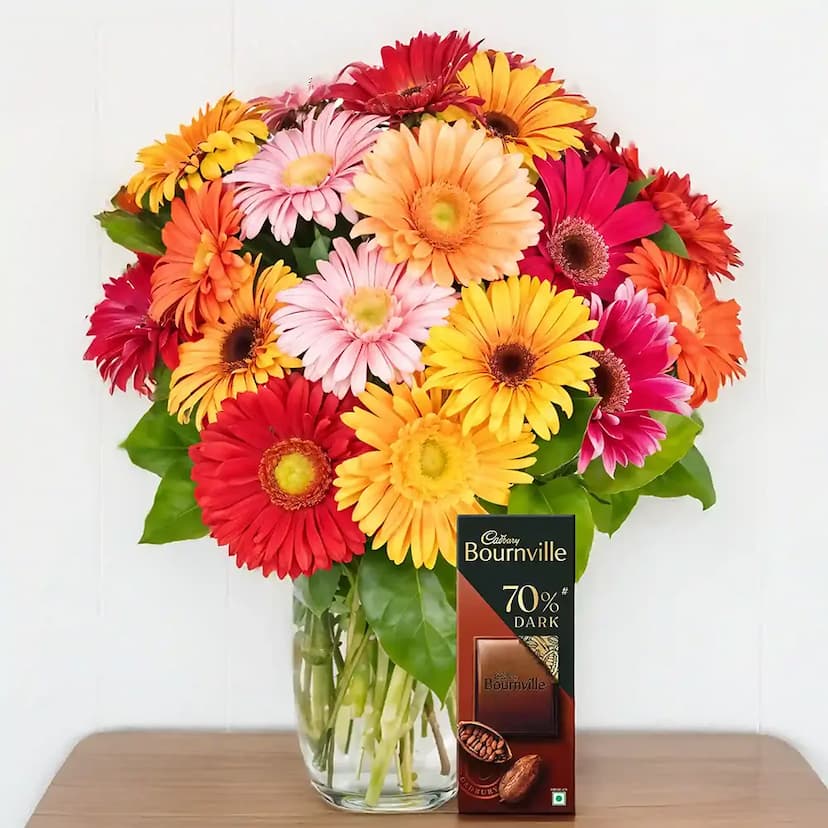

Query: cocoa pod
left=457, top=721, right=512, bottom=764
left=498, top=754, right=543, bottom=804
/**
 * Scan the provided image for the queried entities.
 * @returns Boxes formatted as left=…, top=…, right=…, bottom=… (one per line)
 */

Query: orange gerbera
left=150, top=180, right=254, bottom=335
left=127, top=94, right=268, bottom=213
left=644, top=169, right=742, bottom=280
left=621, top=240, right=746, bottom=407
left=349, top=118, right=541, bottom=287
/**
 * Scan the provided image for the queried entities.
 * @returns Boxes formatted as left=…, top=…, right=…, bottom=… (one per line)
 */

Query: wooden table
left=28, top=731, right=827, bottom=826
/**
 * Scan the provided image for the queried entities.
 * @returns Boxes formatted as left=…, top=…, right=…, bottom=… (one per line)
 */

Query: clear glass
left=293, top=586, right=456, bottom=812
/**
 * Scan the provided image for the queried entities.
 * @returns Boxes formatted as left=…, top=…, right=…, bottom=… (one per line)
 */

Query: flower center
left=258, top=438, right=332, bottom=510
left=419, top=437, right=448, bottom=479
left=192, top=231, right=215, bottom=275
left=588, top=348, right=631, bottom=414
left=411, top=183, right=479, bottom=251
left=390, top=415, right=474, bottom=503
left=343, top=286, right=393, bottom=333
left=547, top=217, right=610, bottom=286
left=488, top=342, right=537, bottom=387
left=670, top=285, right=703, bottom=336
left=222, top=318, right=261, bottom=368
left=400, top=85, right=422, bottom=96
left=282, top=152, right=334, bottom=188
left=484, top=111, right=520, bottom=139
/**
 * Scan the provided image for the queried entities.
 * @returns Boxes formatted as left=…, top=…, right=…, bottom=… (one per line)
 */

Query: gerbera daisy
left=251, top=77, right=334, bottom=131
left=578, top=281, right=692, bottom=476
left=227, top=103, right=382, bottom=244
left=621, top=240, right=746, bottom=406
left=126, top=94, right=268, bottom=213
left=642, top=169, right=742, bottom=280
left=168, top=261, right=301, bottom=427
left=330, top=30, right=481, bottom=119
left=424, top=274, right=600, bottom=443
left=191, top=374, right=367, bottom=579
left=334, top=379, right=536, bottom=568
left=273, top=238, right=456, bottom=397
left=349, top=118, right=541, bottom=287
left=589, top=135, right=742, bottom=280
left=519, top=149, right=663, bottom=300
left=443, top=51, right=595, bottom=168
left=586, top=131, right=644, bottom=179
left=150, top=180, right=253, bottom=335
left=84, top=254, right=184, bottom=396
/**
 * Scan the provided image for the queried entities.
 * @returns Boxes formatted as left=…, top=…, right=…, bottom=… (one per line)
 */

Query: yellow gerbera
left=348, top=117, right=541, bottom=287
left=127, top=94, right=268, bottom=213
left=443, top=51, right=595, bottom=168
left=334, top=379, right=537, bottom=568
left=168, top=261, right=301, bottom=428
left=424, top=275, right=601, bottom=443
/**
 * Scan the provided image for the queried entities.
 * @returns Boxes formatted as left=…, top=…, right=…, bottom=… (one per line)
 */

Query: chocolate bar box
left=456, top=514, right=575, bottom=815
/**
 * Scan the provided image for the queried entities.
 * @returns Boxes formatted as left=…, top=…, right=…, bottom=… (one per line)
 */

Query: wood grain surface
left=28, top=731, right=828, bottom=826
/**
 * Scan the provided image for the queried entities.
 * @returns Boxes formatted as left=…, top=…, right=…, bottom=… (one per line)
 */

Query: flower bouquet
left=85, top=30, right=745, bottom=812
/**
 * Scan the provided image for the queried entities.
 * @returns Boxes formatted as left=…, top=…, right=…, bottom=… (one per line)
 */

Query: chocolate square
left=474, top=637, right=558, bottom=735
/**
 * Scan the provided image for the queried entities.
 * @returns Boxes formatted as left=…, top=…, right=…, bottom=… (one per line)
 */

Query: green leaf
left=358, top=551, right=456, bottom=700
left=619, top=175, right=655, bottom=206
left=588, top=490, right=639, bottom=535
left=293, top=230, right=333, bottom=276
left=648, top=223, right=689, bottom=258
left=532, top=396, right=599, bottom=478
left=508, top=478, right=595, bottom=582
left=96, top=210, right=164, bottom=255
left=431, top=556, right=457, bottom=609
left=294, top=565, right=345, bottom=616
left=582, top=412, right=702, bottom=494
left=641, top=445, right=716, bottom=509
left=151, top=364, right=172, bottom=403
left=478, top=498, right=507, bottom=515
left=139, top=461, right=208, bottom=544
left=121, top=400, right=198, bottom=478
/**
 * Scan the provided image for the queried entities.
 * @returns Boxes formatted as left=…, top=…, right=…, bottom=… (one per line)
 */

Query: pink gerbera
left=330, top=30, right=481, bottom=119
left=579, top=280, right=692, bottom=476
left=226, top=103, right=382, bottom=244
left=520, top=149, right=663, bottom=300
left=273, top=238, right=456, bottom=397
left=251, top=77, right=334, bottom=132
left=84, top=254, right=185, bottom=396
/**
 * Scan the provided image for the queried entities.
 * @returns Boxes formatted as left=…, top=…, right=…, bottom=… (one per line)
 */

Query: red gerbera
left=190, top=374, right=367, bottom=579
left=642, top=169, right=742, bottom=280
left=330, top=30, right=482, bottom=119
left=587, top=131, right=643, bottom=179
left=589, top=133, right=742, bottom=280
left=84, top=254, right=183, bottom=396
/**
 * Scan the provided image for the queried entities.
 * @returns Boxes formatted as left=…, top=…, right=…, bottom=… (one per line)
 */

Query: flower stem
left=365, top=665, right=413, bottom=806
left=424, top=693, right=451, bottom=776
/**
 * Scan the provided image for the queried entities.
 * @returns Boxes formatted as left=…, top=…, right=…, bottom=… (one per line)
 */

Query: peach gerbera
left=348, top=118, right=542, bottom=287
left=150, top=180, right=254, bottom=335
left=621, top=240, right=746, bottom=407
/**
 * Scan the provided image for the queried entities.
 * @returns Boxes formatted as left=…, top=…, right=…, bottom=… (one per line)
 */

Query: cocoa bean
left=498, top=754, right=543, bottom=804
left=457, top=721, right=512, bottom=764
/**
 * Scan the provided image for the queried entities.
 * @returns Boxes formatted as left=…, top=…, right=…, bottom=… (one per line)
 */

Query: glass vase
left=292, top=583, right=456, bottom=812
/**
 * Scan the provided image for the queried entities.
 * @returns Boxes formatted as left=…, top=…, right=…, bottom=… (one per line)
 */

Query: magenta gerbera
left=520, top=149, right=663, bottom=300
left=251, top=77, right=334, bottom=132
left=579, top=280, right=692, bottom=476
left=273, top=238, right=456, bottom=397
left=330, top=30, right=481, bottom=119
left=226, top=103, right=382, bottom=244
left=84, top=254, right=184, bottom=396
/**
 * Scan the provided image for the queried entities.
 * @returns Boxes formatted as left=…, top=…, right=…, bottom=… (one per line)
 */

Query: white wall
left=1, top=1, right=826, bottom=825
